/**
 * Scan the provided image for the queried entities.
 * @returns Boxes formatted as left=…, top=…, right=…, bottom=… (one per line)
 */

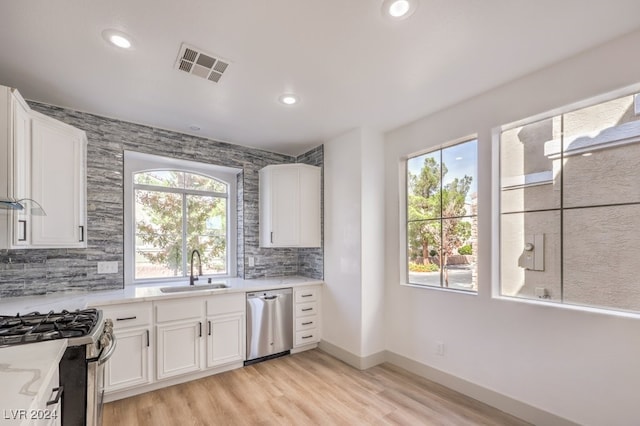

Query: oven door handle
left=98, top=333, right=117, bottom=366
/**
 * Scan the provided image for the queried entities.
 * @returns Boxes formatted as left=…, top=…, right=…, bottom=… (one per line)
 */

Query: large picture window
left=406, top=139, right=478, bottom=292
left=499, top=89, right=640, bottom=313
left=124, top=151, right=239, bottom=284
left=133, top=170, right=228, bottom=279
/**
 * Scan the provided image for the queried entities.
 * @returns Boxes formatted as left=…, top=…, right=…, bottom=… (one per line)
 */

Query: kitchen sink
left=160, top=283, right=229, bottom=293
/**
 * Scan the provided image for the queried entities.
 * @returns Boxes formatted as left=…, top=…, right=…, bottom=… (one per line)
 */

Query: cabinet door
left=298, top=166, right=321, bottom=247
left=30, top=114, right=86, bottom=247
left=105, top=328, right=151, bottom=392
left=260, top=164, right=321, bottom=248
left=156, top=321, right=202, bottom=379
left=206, top=313, right=244, bottom=368
left=270, top=166, right=300, bottom=246
left=10, top=95, right=31, bottom=246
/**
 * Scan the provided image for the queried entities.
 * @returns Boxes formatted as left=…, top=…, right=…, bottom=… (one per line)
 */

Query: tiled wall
left=0, top=102, right=323, bottom=297
left=295, top=145, right=324, bottom=279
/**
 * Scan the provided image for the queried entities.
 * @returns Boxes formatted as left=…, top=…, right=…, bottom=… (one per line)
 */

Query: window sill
left=400, top=282, right=477, bottom=295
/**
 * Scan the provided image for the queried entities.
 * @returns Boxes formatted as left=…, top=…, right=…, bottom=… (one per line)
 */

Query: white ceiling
left=1, top=1, right=640, bottom=155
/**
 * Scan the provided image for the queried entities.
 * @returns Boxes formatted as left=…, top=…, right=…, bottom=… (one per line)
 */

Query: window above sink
left=123, top=151, right=241, bottom=285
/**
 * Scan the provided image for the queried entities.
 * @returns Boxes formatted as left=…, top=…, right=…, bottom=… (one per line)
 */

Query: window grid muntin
left=406, top=139, right=477, bottom=292
left=498, top=88, right=640, bottom=313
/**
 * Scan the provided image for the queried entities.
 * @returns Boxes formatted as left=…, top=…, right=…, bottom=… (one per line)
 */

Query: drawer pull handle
left=208, top=321, right=212, bottom=336
left=301, top=335, right=313, bottom=339
left=199, top=322, right=202, bottom=337
left=301, top=308, right=313, bottom=312
left=302, top=321, right=313, bottom=326
left=116, top=316, right=137, bottom=321
left=146, top=329, right=150, bottom=347
left=301, top=294, right=313, bottom=298
left=79, top=225, right=85, bottom=242
left=46, top=386, right=64, bottom=406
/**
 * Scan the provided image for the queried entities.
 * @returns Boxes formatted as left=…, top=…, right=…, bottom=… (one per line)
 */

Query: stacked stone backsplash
left=295, top=145, right=324, bottom=279
left=0, top=102, right=323, bottom=297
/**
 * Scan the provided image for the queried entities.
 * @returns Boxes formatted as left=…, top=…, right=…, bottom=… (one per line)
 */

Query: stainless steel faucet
left=189, top=249, right=202, bottom=286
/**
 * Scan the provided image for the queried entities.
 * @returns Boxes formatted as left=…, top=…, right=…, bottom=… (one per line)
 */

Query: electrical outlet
left=248, top=256, right=255, bottom=267
left=435, top=341, right=445, bottom=357
left=97, top=261, right=118, bottom=274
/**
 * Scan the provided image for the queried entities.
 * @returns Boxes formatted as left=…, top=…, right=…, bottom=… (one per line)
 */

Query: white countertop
left=0, top=276, right=323, bottom=314
left=0, top=339, right=67, bottom=426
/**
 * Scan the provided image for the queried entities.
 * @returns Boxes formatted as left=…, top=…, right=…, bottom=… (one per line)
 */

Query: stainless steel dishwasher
left=246, top=288, right=293, bottom=364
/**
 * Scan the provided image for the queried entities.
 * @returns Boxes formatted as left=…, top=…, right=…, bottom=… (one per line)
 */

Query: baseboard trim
left=318, top=340, right=385, bottom=370
left=317, top=340, right=577, bottom=426
left=384, top=351, right=578, bottom=426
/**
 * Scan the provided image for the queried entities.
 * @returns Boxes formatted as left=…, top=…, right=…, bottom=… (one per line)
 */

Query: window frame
left=493, top=83, right=640, bottom=315
left=124, top=150, right=241, bottom=285
left=401, top=135, right=479, bottom=294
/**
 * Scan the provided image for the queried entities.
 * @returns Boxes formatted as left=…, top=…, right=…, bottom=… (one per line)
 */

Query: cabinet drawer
left=101, top=302, right=152, bottom=329
left=155, top=298, right=203, bottom=323
left=295, top=329, right=319, bottom=346
left=206, top=293, right=244, bottom=316
left=295, top=315, right=318, bottom=331
left=33, top=365, right=62, bottom=423
left=295, top=302, right=318, bottom=317
left=294, top=287, right=317, bottom=303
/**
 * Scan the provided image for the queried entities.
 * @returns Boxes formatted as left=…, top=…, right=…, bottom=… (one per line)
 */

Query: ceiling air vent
left=175, top=43, right=230, bottom=83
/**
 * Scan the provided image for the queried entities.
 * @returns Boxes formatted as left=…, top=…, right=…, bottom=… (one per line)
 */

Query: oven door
left=87, top=333, right=117, bottom=426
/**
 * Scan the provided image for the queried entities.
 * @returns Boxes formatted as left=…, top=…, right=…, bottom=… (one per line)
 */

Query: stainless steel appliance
left=246, top=288, right=293, bottom=363
left=0, top=308, right=116, bottom=426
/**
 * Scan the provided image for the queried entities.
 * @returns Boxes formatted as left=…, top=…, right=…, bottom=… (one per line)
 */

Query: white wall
left=324, top=128, right=363, bottom=355
left=323, top=127, right=386, bottom=361
left=384, top=29, right=640, bottom=426
left=359, top=127, right=385, bottom=357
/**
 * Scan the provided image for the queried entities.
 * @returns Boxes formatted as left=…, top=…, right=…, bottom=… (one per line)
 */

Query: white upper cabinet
left=0, top=85, right=87, bottom=249
left=30, top=112, right=87, bottom=247
left=259, top=164, right=321, bottom=248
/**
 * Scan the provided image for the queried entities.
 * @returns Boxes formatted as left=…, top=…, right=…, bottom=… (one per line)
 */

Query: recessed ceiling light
left=455, top=157, right=463, bottom=160
left=279, top=94, right=299, bottom=105
left=189, top=125, right=201, bottom=131
left=389, top=0, right=409, bottom=17
left=102, top=29, right=134, bottom=50
left=382, top=0, right=417, bottom=20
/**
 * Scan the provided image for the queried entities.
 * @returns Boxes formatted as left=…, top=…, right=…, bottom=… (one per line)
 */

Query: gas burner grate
left=0, top=308, right=99, bottom=345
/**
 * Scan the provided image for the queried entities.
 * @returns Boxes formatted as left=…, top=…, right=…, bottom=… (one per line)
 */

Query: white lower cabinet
left=155, top=293, right=245, bottom=380
left=206, top=313, right=244, bottom=368
left=40, top=365, right=62, bottom=426
left=157, top=320, right=202, bottom=379
left=100, top=302, right=153, bottom=393
left=105, top=328, right=151, bottom=391
left=293, top=285, right=322, bottom=349
left=205, top=293, right=245, bottom=368
left=96, top=287, right=323, bottom=399
left=155, top=298, right=204, bottom=380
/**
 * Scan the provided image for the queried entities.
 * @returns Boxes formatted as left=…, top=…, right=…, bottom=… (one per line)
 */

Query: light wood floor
left=103, top=349, right=529, bottom=426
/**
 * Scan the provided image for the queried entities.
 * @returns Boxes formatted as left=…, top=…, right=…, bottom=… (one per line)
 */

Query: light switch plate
left=97, top=261, right=118, bottom=274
